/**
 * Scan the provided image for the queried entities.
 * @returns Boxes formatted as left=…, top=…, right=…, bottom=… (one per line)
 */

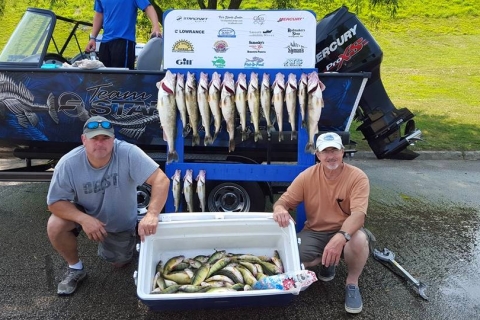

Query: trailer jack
left=373, top=247, right=428, bottom=301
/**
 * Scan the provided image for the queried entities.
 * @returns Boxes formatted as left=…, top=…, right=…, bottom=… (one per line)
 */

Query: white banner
left=163, top=9, right=317, bottom=69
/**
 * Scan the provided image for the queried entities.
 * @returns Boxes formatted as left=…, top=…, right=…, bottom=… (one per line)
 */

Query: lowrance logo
left=316, top=25, right=358, bottom=63
left=277, top=17, right=303, bottom=22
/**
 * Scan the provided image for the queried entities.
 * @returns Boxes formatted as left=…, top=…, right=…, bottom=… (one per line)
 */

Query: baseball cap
left=83, top=116, right=114, bottom=139
left=315, top=132, right=344, bottom=152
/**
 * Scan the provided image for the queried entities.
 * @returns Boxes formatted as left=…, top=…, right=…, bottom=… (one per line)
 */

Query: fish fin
left=182, top=124, right=191, bottom=138
left=301, top=120, right=307, bottom=129
left=305, top=143, right=315, bottom=154
left=278, top=132, right=284, bottom=142
left=25, top=111, right=39, bottom=127
left=291, top=131, right=297, bottom=140
left=204, top=135, right=213, bottom=146
left=119, top=127, right=146, bottom=139
left=212, top=132, right=218, bottom=144
left=229, top=139, right=235, bottom=152
left=15, top=114, right=30, bottom=128
left=46, top=93, right=59, bottom=124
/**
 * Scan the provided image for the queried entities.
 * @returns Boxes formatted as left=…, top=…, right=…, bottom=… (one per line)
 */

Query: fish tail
left=241, top=131, right=248, bottom=141
left=192, top=134, right=200, bottom=146
left=167, top=151, right=179, bottom=164
left=254, top=131, right=263, bottom=142
left=229, top=139, right=235, bottom=152
left=278, top=131, right=284, bottom=142
left=291, top=131, right=297, bottom=140
left=305, top=143, right=315, bottom=154
left=212, top=131, right=218, bottom=144
left=204, top=135, right=213, bottom=146
left=301, top=120, right=307, bottom=129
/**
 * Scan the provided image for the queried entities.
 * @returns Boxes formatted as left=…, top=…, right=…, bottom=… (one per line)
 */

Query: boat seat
left=136, top=37, right=164, bottom=71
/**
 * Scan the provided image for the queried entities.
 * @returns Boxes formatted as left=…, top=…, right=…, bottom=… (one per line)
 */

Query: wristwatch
left=337, top=230, right=351, bottom=242
left=89, top=35, right=96, bottom=40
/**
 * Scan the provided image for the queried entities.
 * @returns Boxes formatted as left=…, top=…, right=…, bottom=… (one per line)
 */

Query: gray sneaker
left=57, top=268, right=87, bottom=295
left=345, top=284, right=363, bottom=313
left=317, top=264, right=336, bottom=282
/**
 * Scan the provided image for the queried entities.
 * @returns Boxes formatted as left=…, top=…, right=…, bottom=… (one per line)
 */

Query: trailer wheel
left=207, top=181, right=265, bottom=212
left=136, top=183, right=151, bottom=217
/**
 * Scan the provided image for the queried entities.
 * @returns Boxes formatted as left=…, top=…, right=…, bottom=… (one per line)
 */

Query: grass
left=0, top=0, right=479, bottom=151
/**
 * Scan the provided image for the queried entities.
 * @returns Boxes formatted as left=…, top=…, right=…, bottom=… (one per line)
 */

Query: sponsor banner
left=163, top=9, right=316, bottom=69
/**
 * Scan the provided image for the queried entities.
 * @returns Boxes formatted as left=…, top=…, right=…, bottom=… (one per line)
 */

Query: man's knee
left=47, top=214, right=76, bottom=238
left=345, top=229, right=369, bottom=255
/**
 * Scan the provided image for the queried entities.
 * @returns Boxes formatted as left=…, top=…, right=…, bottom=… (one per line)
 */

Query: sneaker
left=57, top=268, right=87, bottom=295
left=317, top=264, right=336, bottom=282
left=345, top=284, right=363, bottom=314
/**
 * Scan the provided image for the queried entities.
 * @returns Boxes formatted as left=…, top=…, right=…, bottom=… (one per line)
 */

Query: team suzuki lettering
left=175, top=30, right=205, bottom=34
left=315, top=24, right=358, bottom=63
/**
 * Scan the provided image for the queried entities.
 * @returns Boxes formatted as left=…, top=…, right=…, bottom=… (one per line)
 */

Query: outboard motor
left=315, top=6, right=422, bottom=159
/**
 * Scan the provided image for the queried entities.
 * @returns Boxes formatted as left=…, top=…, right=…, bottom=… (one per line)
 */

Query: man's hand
left=321, top=233, right=346, bottom=267
left=79, top=215, right=107, bottom=242
left=85, top=39, right=96, bottom=53
left=273, top=205, right=295, bottom=228
left=137, top=212, right=159, bottom=242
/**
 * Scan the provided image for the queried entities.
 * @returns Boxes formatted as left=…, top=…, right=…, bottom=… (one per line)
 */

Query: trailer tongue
left=315, top=6, right=422, bottom=160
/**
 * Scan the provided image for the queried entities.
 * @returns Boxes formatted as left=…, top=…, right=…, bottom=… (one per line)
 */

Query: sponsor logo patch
left=283, top=58, right=303, bottom=67
left=176, top=58, right=193, bottom=65
left=213, top=40, right=229, bottom=53
left=212, top=56, right=226, bottom=68
left=218, top=28, right=236, bottom=38
left=172, top=40, right=194, bottom=53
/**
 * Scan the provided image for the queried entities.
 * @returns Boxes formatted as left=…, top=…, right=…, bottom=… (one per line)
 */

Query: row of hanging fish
left=171, top=169, right=206, bottom=213
left=151, top=250, right=284, bottom=294
left=156, top=70, right=326, bottom=163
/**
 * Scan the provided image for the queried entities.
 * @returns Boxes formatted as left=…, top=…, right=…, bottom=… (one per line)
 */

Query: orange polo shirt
left=275, top=162, right=370, bottom=232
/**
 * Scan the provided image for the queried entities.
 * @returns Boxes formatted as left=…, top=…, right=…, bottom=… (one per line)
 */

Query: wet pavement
left=0, top=156, right=479, bottom=319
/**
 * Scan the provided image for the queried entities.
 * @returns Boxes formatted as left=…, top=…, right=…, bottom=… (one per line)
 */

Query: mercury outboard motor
left=315, top=6, right=422, bottom=159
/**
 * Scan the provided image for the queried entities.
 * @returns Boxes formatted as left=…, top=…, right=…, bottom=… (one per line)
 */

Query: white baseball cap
left=315, top=132, right=344, bottom=152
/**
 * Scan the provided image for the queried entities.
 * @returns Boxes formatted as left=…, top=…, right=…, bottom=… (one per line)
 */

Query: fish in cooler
left=197, top=72, right=213, bottom=146
left=272, top=72, right=286, bottom=142
left=305, top=71, right=326, bottom=154
left=235, top=72, right=248, bottom=141
left=247, top=71, right=262, bottom=142
left=185, top=72, right=200, bottom=146
left=156, top=70, right=178, bottom=164
left=208, top=71, right=222, bottom=143
left=150, top=250, right=285, bottom=294
left=220, top=71, right=236, bottom=152
left=286, top=73, right=298, bottom=140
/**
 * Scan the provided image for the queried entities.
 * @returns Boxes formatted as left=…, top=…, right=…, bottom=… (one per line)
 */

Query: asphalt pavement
left=0, top=153, right=479, bottom=319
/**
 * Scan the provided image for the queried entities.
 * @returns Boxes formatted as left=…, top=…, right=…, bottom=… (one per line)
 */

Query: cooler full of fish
left=135, top=212, right=308, bottom=311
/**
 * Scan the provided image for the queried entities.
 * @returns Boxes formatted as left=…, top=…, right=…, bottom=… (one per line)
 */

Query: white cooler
left=135, top=212, right=302, bottom=311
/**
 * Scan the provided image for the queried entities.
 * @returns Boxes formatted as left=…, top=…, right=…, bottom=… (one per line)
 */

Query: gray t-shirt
left=47, top=139, right=159, bottom=232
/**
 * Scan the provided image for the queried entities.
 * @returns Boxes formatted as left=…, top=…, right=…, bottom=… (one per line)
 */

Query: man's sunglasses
left=85, top=121, right=113, bottom=130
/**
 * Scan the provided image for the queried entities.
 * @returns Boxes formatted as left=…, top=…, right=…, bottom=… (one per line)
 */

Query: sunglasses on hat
left=85, top=121, right=113, bottom=130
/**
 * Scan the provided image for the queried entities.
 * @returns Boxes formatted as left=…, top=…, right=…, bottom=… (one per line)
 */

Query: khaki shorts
left=72, top=225, right=136, bottom=264
left=298, top=227, right=372, bottom=263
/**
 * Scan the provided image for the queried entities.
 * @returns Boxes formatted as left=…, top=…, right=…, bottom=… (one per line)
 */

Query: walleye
left=247, top=72, right=262, bottom=142
left=183, top=169, right=194, bottom=212
left=197, top=72, right=213, bottom=145
left=272, top=72, right=286, bottom=142
left=286, top=73, right=298, bottom=140
left=208, top=71, right=222, bottom=143
left=305, top=71, right=326, bottom=154
left=235, top=72, right=248, bottom=141
left=297, top=73, right=308, bottom=128
left=175, top=73, right=189, bottom=137
left=196, top=170, right=206, bottom=212
left=185, top=71, right=200, bottom=146
left=156, top=70, right=178, bottom=164
left=260, top=73, right=273, bottom=135
left=220, top=71, right=236, bottom=152
left=171, top=169, right=181, bottom=212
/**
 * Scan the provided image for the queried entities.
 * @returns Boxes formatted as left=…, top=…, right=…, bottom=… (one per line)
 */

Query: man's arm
left=48, top=200, right=107, bottom=242
left=144, top=5, right=161, bottom=37
left=85, top=12, right=104, bottom=52
left=137, top=168, right=170, bottom=241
